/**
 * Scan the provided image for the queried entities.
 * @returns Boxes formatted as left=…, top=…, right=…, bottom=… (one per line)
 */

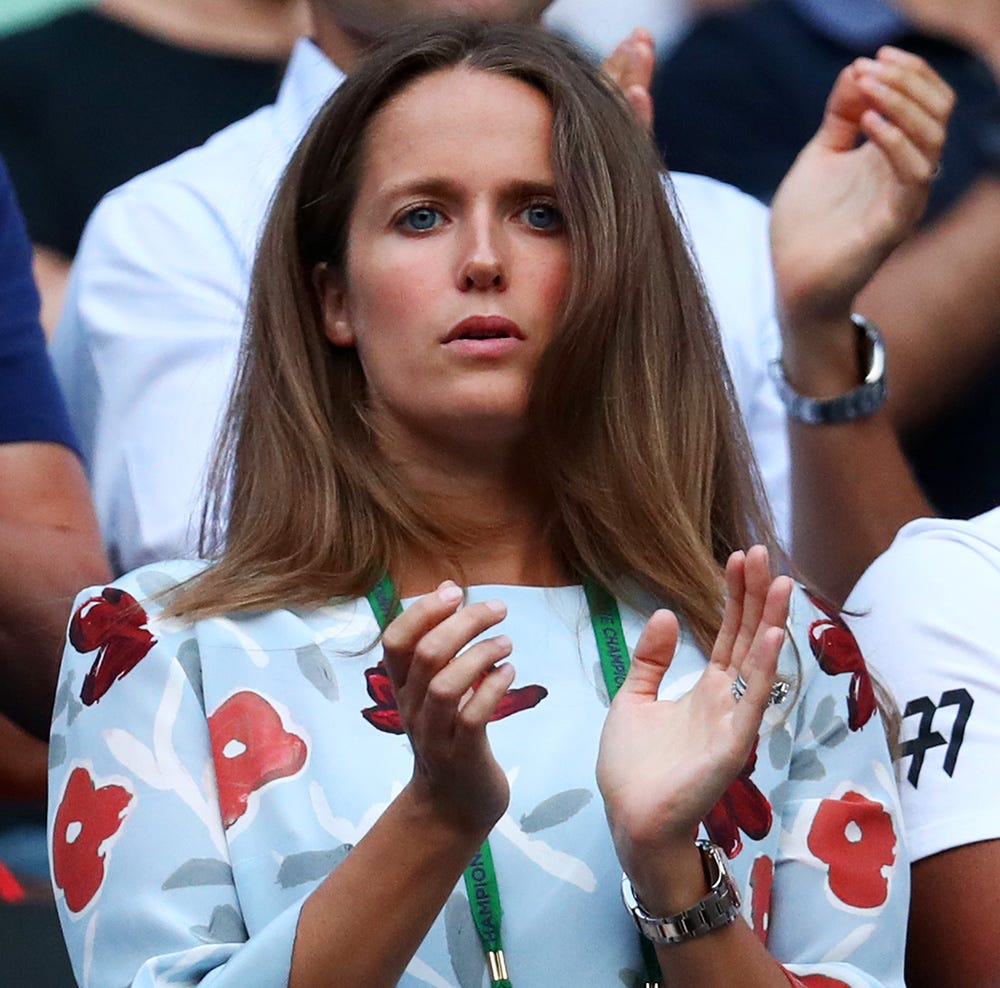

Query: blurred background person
left=0, top=0, right=310, bottom=334
left=653, top=0, right=1000, bottom=523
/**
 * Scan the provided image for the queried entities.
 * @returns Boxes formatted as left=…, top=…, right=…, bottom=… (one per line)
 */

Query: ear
left=312, top=262, right=355, bottom=347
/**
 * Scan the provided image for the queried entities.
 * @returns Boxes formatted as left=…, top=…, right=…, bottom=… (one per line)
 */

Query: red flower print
left=784, top=973, right=851, bottom=988
left=208, top=691, right=307, bottom=828
left=361, top=661, right=548, bottom=734
left=807, top=790, right=896, bottom=910
left=69, top=587, right=157, bottom=705
left=702, top=742, right=772, bottom=858
left=806, top=593, right=875, bottom=732
left=749, top=855, right=774, bottom=944
left=52, top=766, right=133, bottom=913
left=0, top=861, right=25, bottom=904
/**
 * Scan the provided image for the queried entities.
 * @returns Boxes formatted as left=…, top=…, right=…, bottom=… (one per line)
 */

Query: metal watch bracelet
left=621, top=840, right=741, bottom=944
left=769, top=313, right=887, bottom=425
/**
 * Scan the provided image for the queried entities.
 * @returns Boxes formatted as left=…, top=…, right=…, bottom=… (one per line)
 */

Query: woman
left=49, top=20, right=932, bottom=988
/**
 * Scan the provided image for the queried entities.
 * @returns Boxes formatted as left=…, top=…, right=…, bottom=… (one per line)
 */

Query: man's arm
left=0, top=442, right=110, bottom=739
left=857, top=176, right=1000, bottom=430
left=770, top=48, right=953, bottom=601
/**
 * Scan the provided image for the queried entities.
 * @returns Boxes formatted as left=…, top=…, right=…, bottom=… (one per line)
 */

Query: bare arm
left=857, top=176, right=1000, bottom=430
left=907, top=841, right=1000, bottom=988
left=291, top=586, right=515, bottom=987
left=0, top=442, right=110, bottom=739
left=31, top=245, right=71, bottom=342
left=770, top=48, right=953, bottom=601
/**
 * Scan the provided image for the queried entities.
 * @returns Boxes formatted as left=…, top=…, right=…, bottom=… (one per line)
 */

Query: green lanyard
left=366, top=576, right=663, bottom=988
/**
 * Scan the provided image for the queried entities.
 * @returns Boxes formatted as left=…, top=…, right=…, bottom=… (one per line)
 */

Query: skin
left=318, top=68, right=570, bottom=459
left=294, top=64, right=797, bottom=988
left=770, top=46, right=954, bottom=602
left=0, top=443, right=110, bottom=741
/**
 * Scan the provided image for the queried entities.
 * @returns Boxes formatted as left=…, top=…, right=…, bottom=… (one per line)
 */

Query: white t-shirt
left=846, top=508, right=1000, bottom=862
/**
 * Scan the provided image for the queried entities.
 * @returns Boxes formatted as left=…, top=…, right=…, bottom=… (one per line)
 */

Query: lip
left=442, top=315, right=525, bottom=344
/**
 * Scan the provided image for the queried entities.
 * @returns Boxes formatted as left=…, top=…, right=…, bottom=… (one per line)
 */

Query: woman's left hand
left=596, top=547, right=792, bottom=891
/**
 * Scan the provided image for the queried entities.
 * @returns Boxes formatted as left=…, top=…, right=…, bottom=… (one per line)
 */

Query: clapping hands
left=597, top=548, right=792, bottom=894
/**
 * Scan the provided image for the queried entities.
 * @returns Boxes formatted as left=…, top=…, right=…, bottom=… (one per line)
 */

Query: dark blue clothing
left=653, top=0, right=1000, bottom=519
left=0, top=156, right=79, bottom=453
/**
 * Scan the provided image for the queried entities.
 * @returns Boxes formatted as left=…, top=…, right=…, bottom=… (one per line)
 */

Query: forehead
left=356, top=68, right=556, bottom=193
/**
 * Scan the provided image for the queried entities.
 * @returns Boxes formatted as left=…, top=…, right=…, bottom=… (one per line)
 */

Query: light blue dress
left=49, top=560, right=908, bottom=987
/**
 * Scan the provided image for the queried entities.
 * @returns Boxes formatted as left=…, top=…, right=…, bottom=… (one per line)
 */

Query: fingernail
left=438, top=584, right=463, bottom=604
left=495, top=635, right=512, bottom=652
left=485, top=599, right=507, bottom=616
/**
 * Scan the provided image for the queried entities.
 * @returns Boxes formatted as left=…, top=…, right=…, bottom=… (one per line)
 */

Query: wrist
left=400, top=779, right=498, bottom=852
left=617, top=834, right=708, bottom=916
left=777, top=311, right=865, bottom=398
left=772, top=314, right=887, bottom=424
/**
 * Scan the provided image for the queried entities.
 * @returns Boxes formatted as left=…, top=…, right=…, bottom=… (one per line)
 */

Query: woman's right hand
left=380, top=581, right=515, bottom=838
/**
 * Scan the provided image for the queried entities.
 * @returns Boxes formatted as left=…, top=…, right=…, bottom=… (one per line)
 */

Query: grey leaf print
left=296, top=644, right=339, bottom=702
left=789, top=749, right=826, bottom=781
left=191, top=905, right=248, bottom=944
left=163, top=858, right=234, bottom=890
left=277, top=846, right=353, bottom=888
left=176, top=639, right=205, bottom=709
left=135, top=570, right=183, bottom=599
left=821, top=721, right=849, bottom=748
left=445, top=893, right=486, bottom=988
left=519, top=789, right=592, bottom=833
left=619, top=968, right=641, bottom=987
left=49, top=733, right=67, bottom=770
left=811, top=696, right=837, bottom=737
left=768, top=727, right=792, bottom=771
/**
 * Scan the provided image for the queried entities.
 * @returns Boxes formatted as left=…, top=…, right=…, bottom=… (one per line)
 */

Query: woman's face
left=320, top=67, right=570, bottom=454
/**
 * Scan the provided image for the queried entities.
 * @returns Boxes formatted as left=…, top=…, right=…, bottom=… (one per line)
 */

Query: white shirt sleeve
left=845, top=508, right=1000, bottom=862
left=52, top=176, right=250, bottom=573
left=669, top=171, right=789, bottom=545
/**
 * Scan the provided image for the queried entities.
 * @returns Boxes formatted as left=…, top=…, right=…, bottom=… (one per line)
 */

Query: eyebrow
left=374, top=177, right=558, bottom=207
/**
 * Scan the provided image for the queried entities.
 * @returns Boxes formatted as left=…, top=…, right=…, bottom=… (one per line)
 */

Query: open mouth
left=445, top=315, right=523, bottom=343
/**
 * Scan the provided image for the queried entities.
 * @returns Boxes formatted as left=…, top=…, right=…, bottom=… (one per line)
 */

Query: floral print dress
left=49, top=561, right=907, bottom=987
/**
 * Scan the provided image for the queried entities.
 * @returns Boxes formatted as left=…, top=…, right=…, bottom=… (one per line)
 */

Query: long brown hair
left=166, top=18, right=781, bottom=652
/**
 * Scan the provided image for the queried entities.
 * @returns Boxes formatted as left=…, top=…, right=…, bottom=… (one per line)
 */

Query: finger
left=814, top=61, right=872, bottom=152
left=423, top=633, right=514, bottom=722
left=625, top=84, right=654, bottom=133
left=730, top=545, right=772, bottom=671
left=397, top=598, right=508, bottom=702
left=860, top=108, right=939, bottom=185
left=855, top=63, right=948, bottom=157
left=875, top=47, right=956, bottom=121
left=732, top=625, right=786, bottom=737
left=455, top=662, right=517, bottom=732
left=619, top=608, right=680, bottom=699
left=602, top=28, right=655, bottom=131
left=380, top=581, right=463, bottom=688
left=710, top=551, right=745, bottom=672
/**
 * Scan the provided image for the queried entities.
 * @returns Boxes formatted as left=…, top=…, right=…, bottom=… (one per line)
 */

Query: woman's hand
left=771, top=46, right=955, bottom=328
left=380, top=581, right=515, bottom=839
left=597, top=547, right=792, bottom=902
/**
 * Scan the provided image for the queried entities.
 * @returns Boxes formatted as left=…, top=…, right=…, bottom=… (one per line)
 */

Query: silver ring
left=731, top=673, right=749, bottom=702
left=730, top=673, right=791, bottom=706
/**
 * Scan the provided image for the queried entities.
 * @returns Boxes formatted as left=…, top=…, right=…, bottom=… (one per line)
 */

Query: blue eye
left=401, top=207, right=442, bottom=231
left=522, top=203, right=563, bottom=230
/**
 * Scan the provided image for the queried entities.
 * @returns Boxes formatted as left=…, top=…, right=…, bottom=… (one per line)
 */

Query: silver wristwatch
left=769, top=313, right=887, bottom=425
left=621, top=840, right=741, bottom=944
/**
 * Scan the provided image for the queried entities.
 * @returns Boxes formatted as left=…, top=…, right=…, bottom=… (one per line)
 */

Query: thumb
left=619, top=609, right=679, bottom=700
left=814, top=60, right=871, bottom=153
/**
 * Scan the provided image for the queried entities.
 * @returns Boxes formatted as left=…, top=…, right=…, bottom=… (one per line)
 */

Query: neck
left=98, top=0, right=311, bottom=59
left=384, top=430, right=567, bottom=596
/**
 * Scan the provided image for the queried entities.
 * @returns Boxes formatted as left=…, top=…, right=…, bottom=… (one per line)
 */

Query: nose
left=457, top=214, right=506, bottom=291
